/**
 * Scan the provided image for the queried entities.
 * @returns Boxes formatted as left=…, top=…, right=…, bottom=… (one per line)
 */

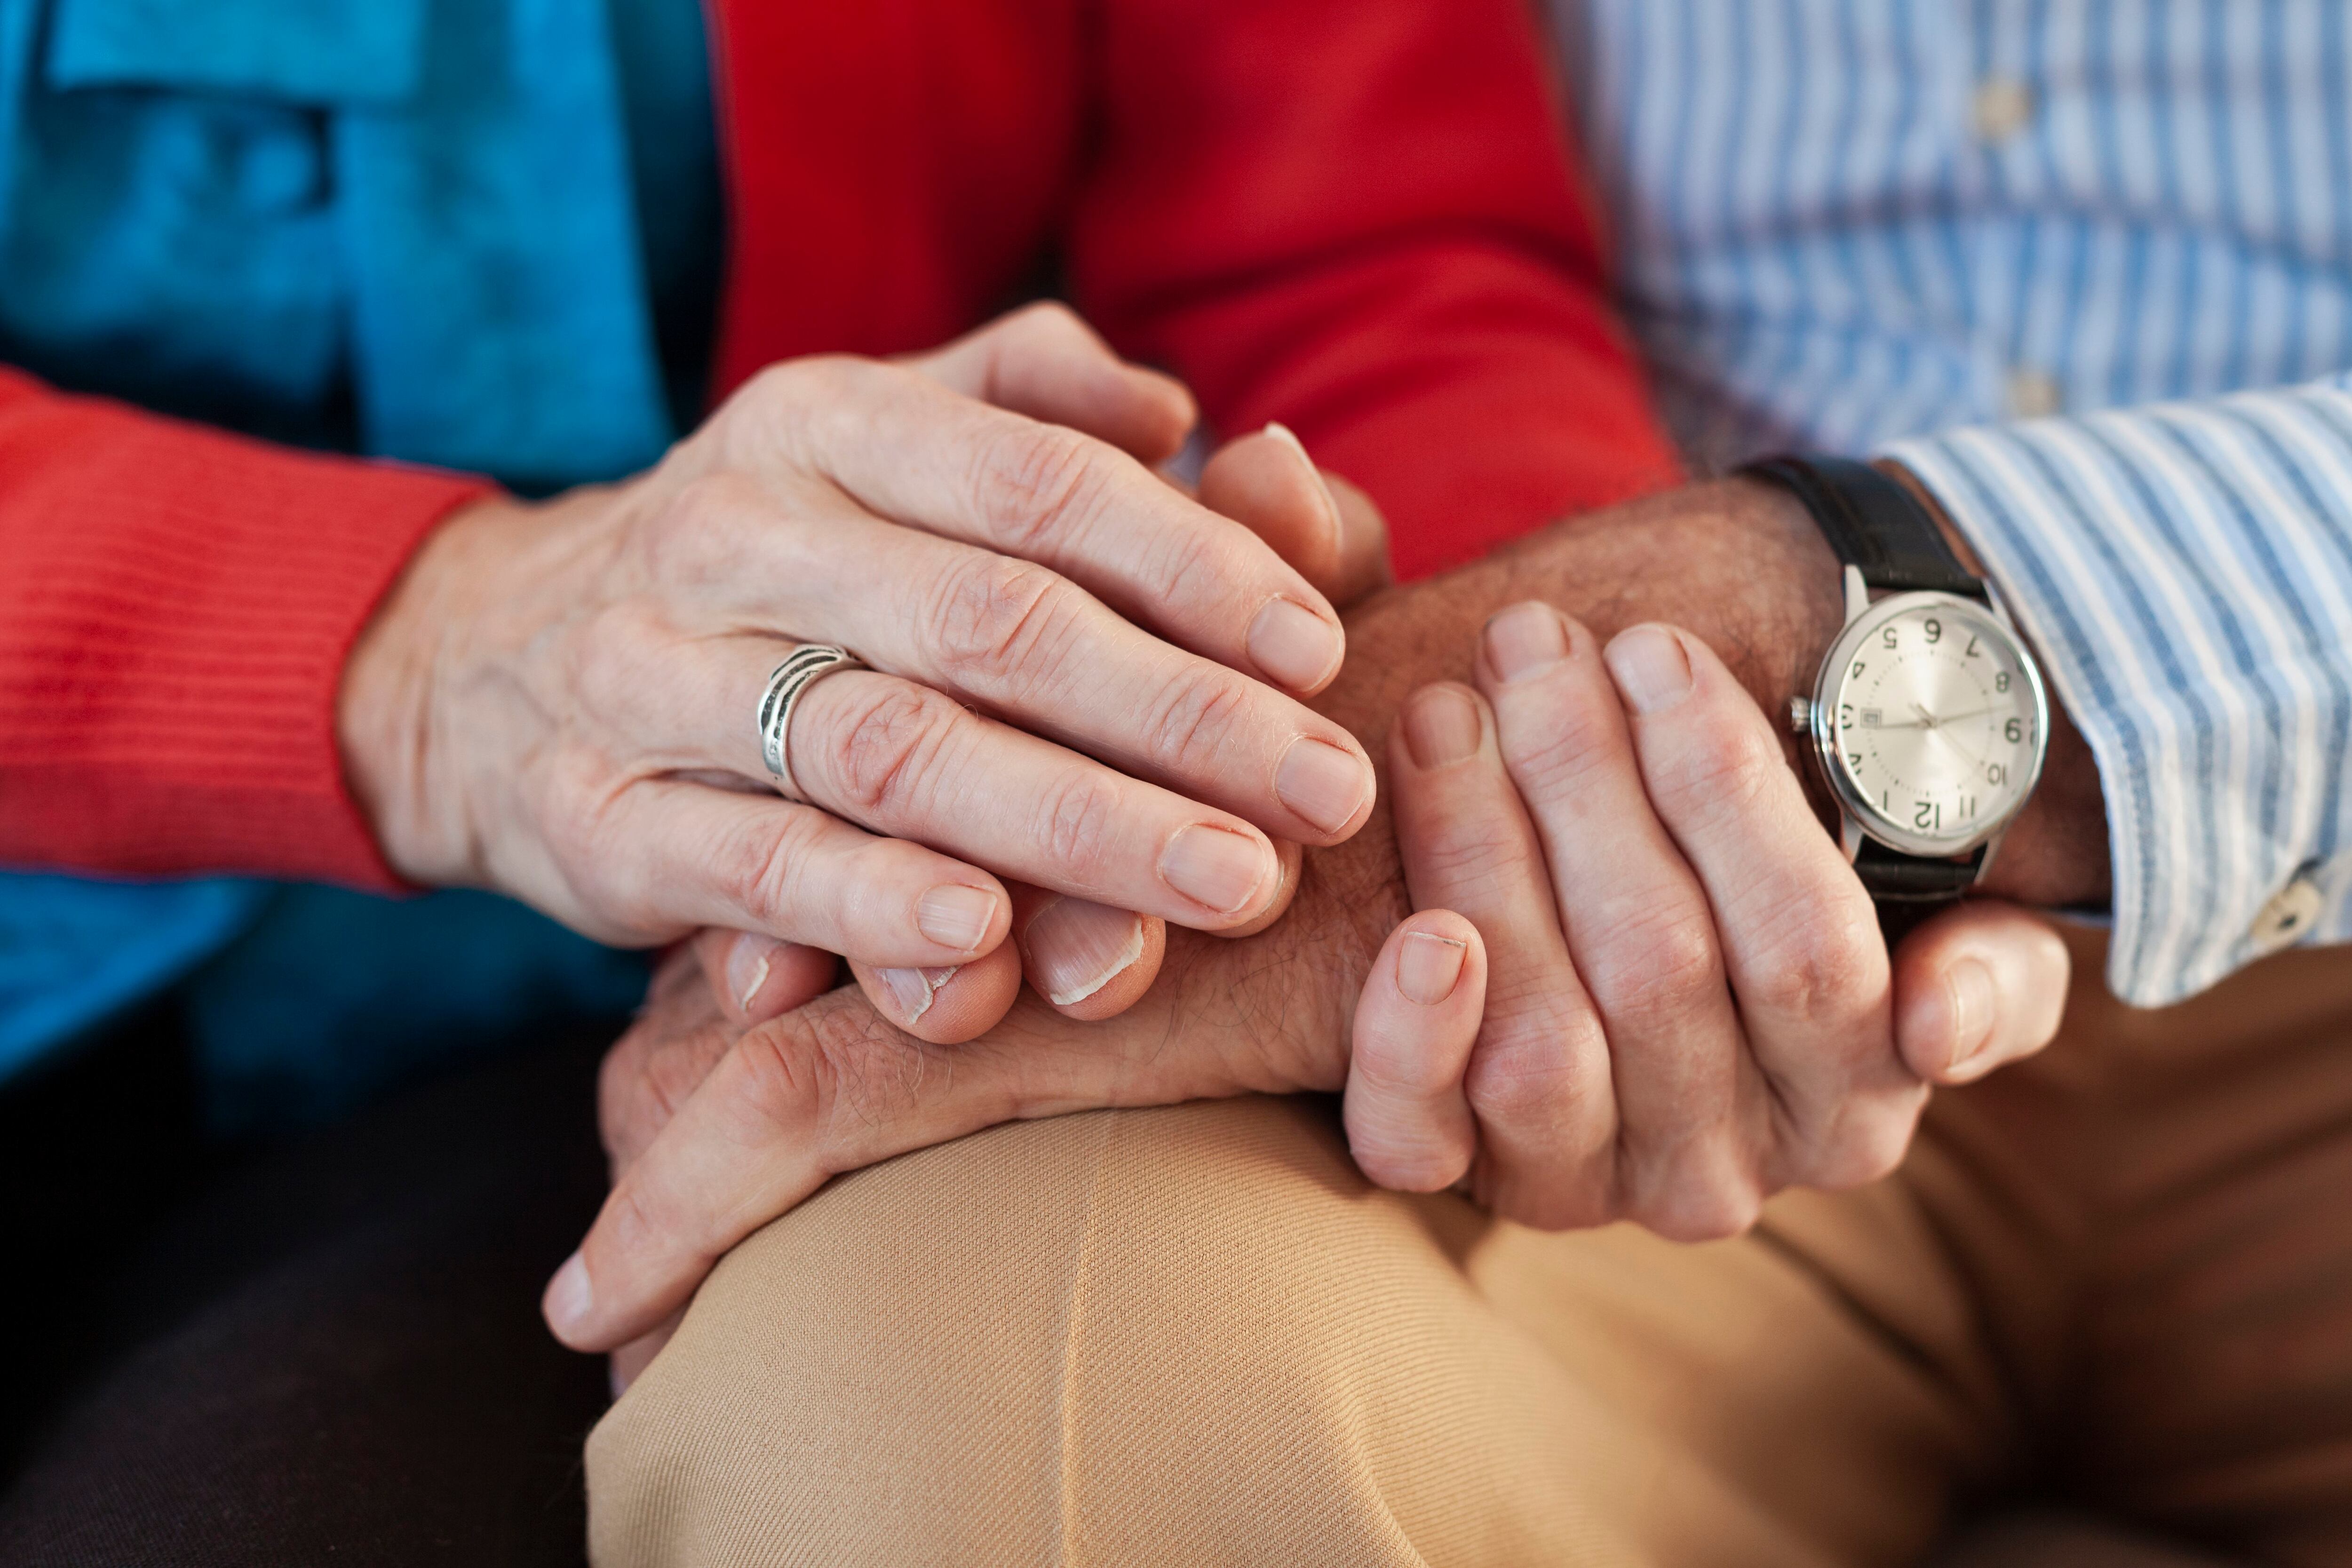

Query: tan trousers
left=587, top=930, right=2352, bottom=1566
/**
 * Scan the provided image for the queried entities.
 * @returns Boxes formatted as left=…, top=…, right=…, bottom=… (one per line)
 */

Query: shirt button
left=1971, top=77, right=2036, bottom=143
left=2247, top=876, right=2325, bottom=957
left=2006, top=368, right=2064, bottom=419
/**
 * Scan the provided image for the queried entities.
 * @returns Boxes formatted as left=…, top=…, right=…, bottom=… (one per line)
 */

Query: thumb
left=1891, top=900, right=2071, bottom=1085
left=1342, top=910, right=1486, bottom=1193
left=902, top=301, right=1197, bottom=465
left=1200, top=423, right=1394, bottom=609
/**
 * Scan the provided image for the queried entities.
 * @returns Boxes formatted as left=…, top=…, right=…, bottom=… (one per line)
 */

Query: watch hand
left=1870, top=705, right=2001, bottom=731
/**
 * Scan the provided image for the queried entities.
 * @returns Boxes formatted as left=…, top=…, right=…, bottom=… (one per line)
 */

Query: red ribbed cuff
left=0, top=376, right=493, bottom=886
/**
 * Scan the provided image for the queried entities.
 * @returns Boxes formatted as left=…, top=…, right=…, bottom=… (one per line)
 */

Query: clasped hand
left=546, top=454, right=2072, bottom=1368
left=338, top=304, right=1382, bottom=1033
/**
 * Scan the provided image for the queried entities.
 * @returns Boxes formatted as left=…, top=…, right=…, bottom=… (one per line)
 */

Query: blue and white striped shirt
left=1550, top=0, right=2352, bottom=1005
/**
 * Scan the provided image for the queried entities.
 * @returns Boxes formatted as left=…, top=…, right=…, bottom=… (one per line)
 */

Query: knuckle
left=1748, top=907, right=1887, bottom=1026
left=970, top=422, right=1105, bottom=553
left=717, top=356, right=865, bottom=468
left=538, top=768, right=651, bottom=938
left=1639, top=1172, right=1764, bottom=1244
left=1351, top=1033, right=1460, bottom=1100
left=818, top=680, right=962, bottom=818
left=1585, top=904, right=1721, bottom=1030
left=714, top=805, right=831, bottom=931
left=1146, top=517, right=1255, bottom=617
left=633, top=472, right=753, bottom=579
left=1035, top=768, right=1125, bottom=882
left=1462, top=1020, right=1592, bottom=1130
left=1136, top=665, right=1253, bottom=777
left=926, top=555, right=1082, bottom=692
left=1409, top=812, right=1533, bottom=895
left=1807, top=1102, right=1924, bottom=1189
left=1497, top=694, right=1620, bottom=796
left=567, top=601, right=667, bottom=708
left=730, top=1018, right=836, bottom=1139
left=1651, top=714, right=1780, bottom=828
left=600, top=1178, right=681, bottom=1265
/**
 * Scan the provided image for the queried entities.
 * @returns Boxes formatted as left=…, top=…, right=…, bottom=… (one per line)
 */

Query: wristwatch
left=1742, top=455, right=2051, bottom=902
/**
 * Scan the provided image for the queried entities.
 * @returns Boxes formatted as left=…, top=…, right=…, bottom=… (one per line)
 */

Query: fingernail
left=1605, top=625, right=1694, bottom=713
left=727, top=933, right=782, bottom=1015
left=1484, top=602, right=1570, bottom=682
left=1945, top=958, right=1997, bottom=1073
left=1275, top=736, right=1371, bottom=834
left=876, top=964, right=959, bottom=1024
left=1402, top=685, right=1481, bottom=768
left=1396, top=931, right=1469, bottom=1006
left=1248, top=597, right=1343, bottom=691
left=547, top=1252, right=592, bottom=1335
left=916, top=884, right=999, bottom=954
left=1021, top=896, right=1147, bottom=1006
left=1262, top=422, right=1343, bottom=528
left=1160, top=824, right=1274, bottom=915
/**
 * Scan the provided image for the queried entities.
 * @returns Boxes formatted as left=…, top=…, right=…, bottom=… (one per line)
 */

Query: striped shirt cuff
left=1883, top=379, right=2352, bottom=1008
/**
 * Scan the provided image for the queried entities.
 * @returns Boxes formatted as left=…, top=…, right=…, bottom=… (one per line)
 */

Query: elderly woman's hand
left=335, top=305, right=1377, bottom=1026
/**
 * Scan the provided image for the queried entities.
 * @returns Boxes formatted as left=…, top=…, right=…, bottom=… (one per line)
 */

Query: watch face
left=1814, top=591, right=2049, bottom=856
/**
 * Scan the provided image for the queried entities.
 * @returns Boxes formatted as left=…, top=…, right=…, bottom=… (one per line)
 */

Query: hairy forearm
left=1279, top=481, right=1842, bottom=1012
left=1303, top=476, right=2110, bottom=952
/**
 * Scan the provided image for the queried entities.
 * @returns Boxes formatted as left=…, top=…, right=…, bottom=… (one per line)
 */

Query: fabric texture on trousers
left=589, top=928, right=2352, bottom=1566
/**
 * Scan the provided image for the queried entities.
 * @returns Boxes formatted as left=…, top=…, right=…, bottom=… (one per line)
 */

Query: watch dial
left=1829, top=600, right=2040, bottom=847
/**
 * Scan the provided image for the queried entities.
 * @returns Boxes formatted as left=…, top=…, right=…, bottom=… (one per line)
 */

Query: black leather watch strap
left=1853, top=839, right=1986, bottom=900
left=1741, top=454, right=1984, bottom=599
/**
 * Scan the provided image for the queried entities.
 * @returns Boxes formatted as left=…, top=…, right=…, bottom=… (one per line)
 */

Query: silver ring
left=756, top=645, right=867, bottom=802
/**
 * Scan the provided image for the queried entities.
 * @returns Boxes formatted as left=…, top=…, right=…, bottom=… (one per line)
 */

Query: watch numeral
left=1852, top=659, right=1867, bottom=679
left=1838, top=704, right=1853, bottom=728
left=1959, top=794, right=1977, bottom=819
left=1924, top=617, right=1942, bottom=644
left=2005, top=717, right=2023, bottom=743
left=1847, top=752, right=1863, bottom=770
left=1913, top=799, right=1940, bottom=830
left=1965, top=635, right=1981, bottom=657
left=1882, top=626, right=1900, bottom=649
left=1986, top=762, right=2008, bottom=786
left=1995, top=671, right=2011, bottom=692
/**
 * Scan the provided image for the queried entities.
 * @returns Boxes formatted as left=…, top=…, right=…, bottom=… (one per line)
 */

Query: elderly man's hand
left=547, top=476, right=2088, bottom=1358
left=1343, top=606, right=2067, bottom=1229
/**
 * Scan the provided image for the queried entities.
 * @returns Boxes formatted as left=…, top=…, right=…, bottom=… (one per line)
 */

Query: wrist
left=1865, top=459, right=2112, bottom=907
left=337, top=493, right=521, bottom=884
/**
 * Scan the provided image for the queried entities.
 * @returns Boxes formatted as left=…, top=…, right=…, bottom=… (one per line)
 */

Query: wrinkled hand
left=337, top=303, right=1379, bottom=1031
left=1341, top=605, right=2068, bottom=1234
left=550, top=479, right=2096, bottom=1364
left=684, top=418, right=1396, bottom=1041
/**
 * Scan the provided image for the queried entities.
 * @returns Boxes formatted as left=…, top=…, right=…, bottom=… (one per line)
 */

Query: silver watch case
left=1804, top=566, right=2052, bottom=867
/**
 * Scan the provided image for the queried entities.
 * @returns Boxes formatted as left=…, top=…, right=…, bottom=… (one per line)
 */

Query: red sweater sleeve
left=0, top=370, right=491, bottom=884
left=1069, top=0, right=1681, bottom=582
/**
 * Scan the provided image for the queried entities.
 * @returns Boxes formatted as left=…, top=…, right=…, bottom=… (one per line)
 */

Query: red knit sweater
left=0, top=0, right=1679, bottom=889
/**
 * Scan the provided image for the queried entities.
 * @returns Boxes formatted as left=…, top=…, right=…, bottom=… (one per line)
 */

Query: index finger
left=758, top=357, right=1350, bottom=698
left=546, top=989, right=1018, bottom=1351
